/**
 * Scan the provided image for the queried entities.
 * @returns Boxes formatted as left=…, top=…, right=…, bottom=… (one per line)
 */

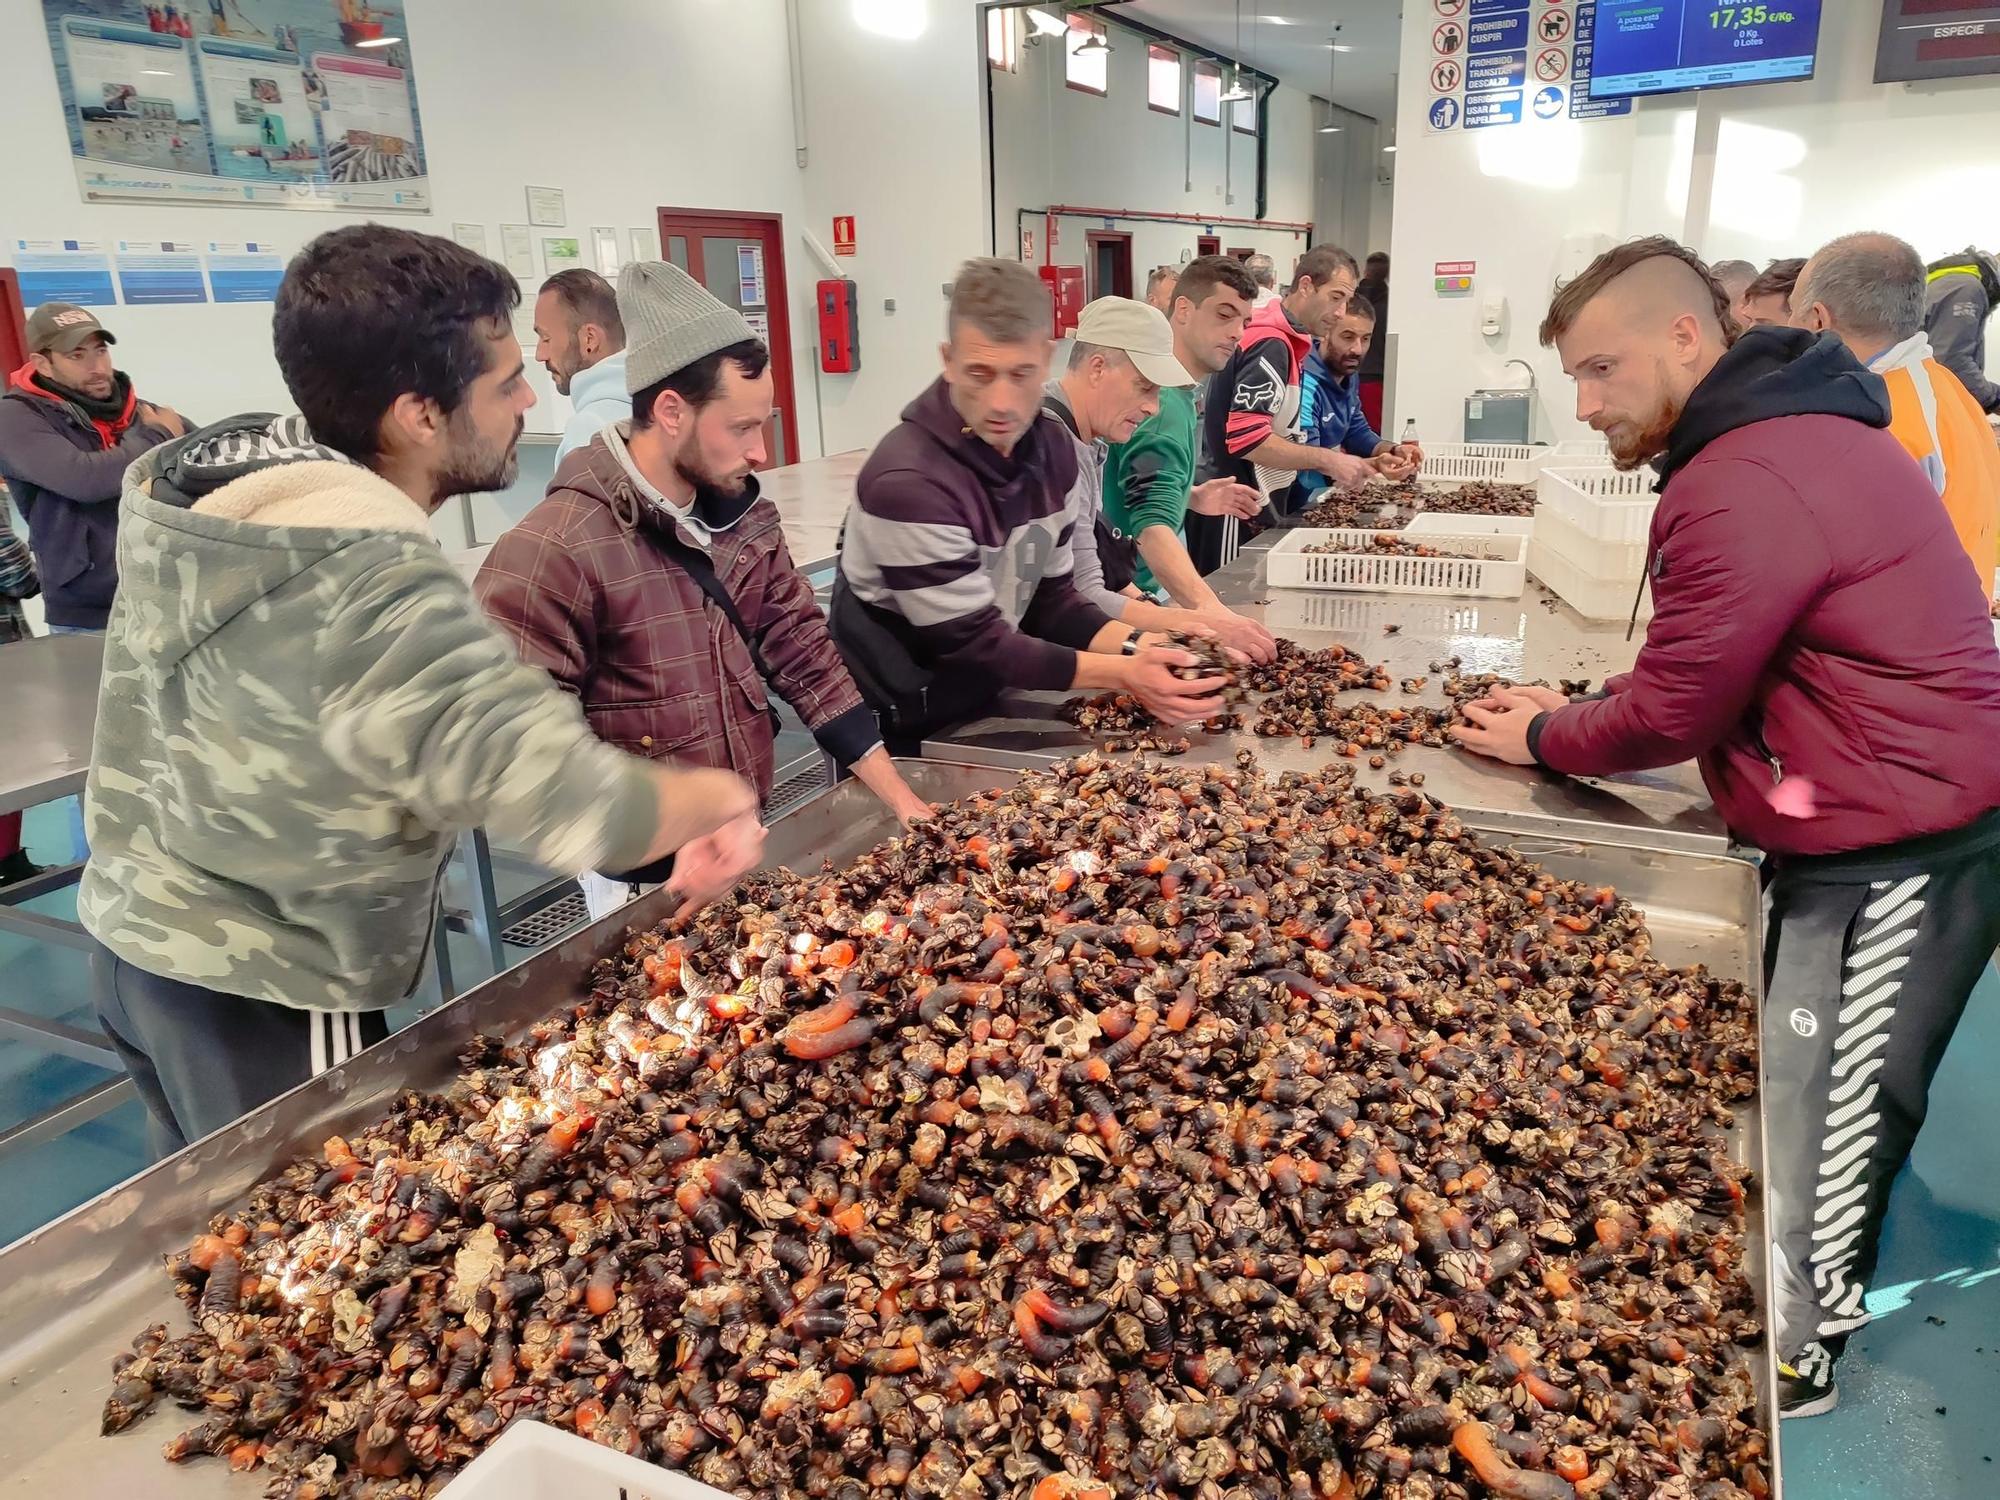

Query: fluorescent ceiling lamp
left=1318, top=125, right=1343, bottom=133
left=1382, top=145, right=1397, bottom=153
left=1327, top=43, right=1353, bottom=51
left=353, top=35, right=400, bottom=47
left=1260, top=14, right=1297, bottom=23
left=851, top=0, right=927, bottom=39
left=1025, top=7, right=1066, bottom=36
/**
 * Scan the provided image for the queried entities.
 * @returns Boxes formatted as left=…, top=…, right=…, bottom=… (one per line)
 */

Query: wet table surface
left=927, top=535, right=1728, bottom=856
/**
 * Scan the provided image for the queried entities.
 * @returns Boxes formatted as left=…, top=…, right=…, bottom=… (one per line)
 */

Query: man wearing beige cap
left=1042, top=297, right=1270, bottom=657
left=0, top=303, right=187, bottom=631
left=477, top=260, right=931, bottom=920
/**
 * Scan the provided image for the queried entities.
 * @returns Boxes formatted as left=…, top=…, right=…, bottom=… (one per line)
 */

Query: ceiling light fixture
left=1076, top=30, right=1112, bottom=55
left=1024, top=7, right=1067, bottom=37
left=1317, top=21, right=1342, bottom=128
left=353, top=35, right=400, bottom=48
left=1220, top=0, right=1255, bottom=102
left=1382, top=145, right=1398, bottom=153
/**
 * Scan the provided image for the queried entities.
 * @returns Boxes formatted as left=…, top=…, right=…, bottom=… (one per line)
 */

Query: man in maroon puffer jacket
left=1457, top=237, right=2000, bottom=1421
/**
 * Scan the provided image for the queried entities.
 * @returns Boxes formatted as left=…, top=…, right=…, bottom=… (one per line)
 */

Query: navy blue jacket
left=0, top=369, right=174, bottom=629
left=1295, top=352, right=1383, bottom=500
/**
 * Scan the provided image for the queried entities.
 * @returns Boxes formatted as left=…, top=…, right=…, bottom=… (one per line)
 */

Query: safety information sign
left=1426, top=0, right=1630, bottom=131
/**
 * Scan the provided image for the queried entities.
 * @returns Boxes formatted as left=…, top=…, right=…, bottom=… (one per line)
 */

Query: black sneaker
left=1777, top=1361, right=1840, bottom=1419
left=0, top=849, right=48, bottom=890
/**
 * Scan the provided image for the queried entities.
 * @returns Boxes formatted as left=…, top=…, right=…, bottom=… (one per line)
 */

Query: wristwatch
left=1121, top=632, right=1142, bottom=657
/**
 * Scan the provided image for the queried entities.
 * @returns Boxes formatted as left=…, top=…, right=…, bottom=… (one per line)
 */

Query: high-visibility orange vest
left=1880, top=354, right=2000, bottom=600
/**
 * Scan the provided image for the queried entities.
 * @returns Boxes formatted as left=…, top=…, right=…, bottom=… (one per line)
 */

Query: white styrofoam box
left=1536, top=465, right=1658, bottom=544
left=1534, top=506, right=1650, bottom=580
left=439, top=1421, right=733, bottom=1500
left=1268, top=528, right=1527, bottom=598
left=1416, top=441, right=1546, bottom=487
left=1529, top=538, right=1656, bottom=622
left=1405, top=512, right=1535, bottom=539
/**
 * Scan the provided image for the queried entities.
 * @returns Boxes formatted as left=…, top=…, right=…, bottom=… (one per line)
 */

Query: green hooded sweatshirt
left=78, top=414, right=661, bottom=1011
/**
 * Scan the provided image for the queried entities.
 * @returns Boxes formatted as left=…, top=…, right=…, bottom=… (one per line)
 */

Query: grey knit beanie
left=617, top=260, right=757, bottom=395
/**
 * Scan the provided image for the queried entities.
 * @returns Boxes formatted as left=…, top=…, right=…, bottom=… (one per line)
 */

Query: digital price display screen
left=1589, top=2, right=1824, bottom=99
left=1876, top=2, right=2000, bottom=83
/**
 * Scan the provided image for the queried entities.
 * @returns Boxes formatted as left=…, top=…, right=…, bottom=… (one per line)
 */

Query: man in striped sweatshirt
left=831, top=259, right=1230, bottom=744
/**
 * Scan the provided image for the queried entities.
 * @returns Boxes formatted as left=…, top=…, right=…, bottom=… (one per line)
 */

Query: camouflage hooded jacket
left=78, top=415, right=663, bottom=1011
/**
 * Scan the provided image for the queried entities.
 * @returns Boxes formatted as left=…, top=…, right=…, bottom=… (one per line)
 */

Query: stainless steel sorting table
left=0, top=757, right=1778, bottom=1496
left=928, top=533, right=1728, bottom=857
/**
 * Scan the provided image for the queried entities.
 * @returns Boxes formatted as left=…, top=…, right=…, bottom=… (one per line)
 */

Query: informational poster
left=592, top=227, right=621, bottom=276
left=498, top=223, right=535, bottom=280
left=13, top=238, right=117, bottom=306
left=40, top=1, right=429, bottom=212
left=115, top=239, right=208, bottom=303
left=451, top=222, right=487, bottom=256
left=205, top=239, right=286, bottom=301
left=1425, top=0, right=1628, bottom=131
left=525, top=185, right=565, bottom=226
left=542, top=237, right=582, bottom=276
left=737, top=243, right=766, bottom=306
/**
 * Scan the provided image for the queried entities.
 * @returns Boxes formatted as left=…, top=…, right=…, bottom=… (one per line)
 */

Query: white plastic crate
left=1406, top=512, right=1535, bottom=539
left=1268, top=528, right=1527, bottom=598
left=441, top=1420, right=733, bottom=1499
left=1284, top=588, right=1525, bottom=639
left=1529, top=538, right=1656, bottom=622
left=1550, top=437, right=1612, bottom=460
left=1416, top=441, right=1546, bottom=487
left=1537, top=465, right=1658, bottom=544
left=1534, top=505, right=1650, bottom=579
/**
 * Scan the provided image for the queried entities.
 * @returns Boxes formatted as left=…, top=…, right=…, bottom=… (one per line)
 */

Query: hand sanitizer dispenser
left=1480, top=295, right=1507, bottom=339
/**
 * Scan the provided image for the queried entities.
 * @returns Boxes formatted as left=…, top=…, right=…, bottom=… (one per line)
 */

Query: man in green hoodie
left=78, top=224, right=760, bottom=1156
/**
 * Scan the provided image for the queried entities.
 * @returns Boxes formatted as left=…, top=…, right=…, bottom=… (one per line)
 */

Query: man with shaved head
left=1793, top=231, right=1999, bottom=598
left=1456, top=235, right=2000, bottom=1421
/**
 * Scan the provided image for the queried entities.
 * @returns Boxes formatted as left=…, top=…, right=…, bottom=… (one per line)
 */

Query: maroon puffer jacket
left=1531, top=329, right=2000, bottom=857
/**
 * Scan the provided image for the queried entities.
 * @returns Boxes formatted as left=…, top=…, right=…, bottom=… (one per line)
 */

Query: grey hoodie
left=78, top=415, right=661, bottom=1011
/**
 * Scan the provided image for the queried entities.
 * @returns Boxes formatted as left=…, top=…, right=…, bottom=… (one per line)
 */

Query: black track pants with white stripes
left=1760, top=813, right=2000, bottom=1380
left=93, top=945, right=391, bottom=1161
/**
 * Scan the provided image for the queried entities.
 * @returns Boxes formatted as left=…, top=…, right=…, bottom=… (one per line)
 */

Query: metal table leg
left=430, top=905, right=457, bottom=1004
left=458, top=828, right=506, bottom=978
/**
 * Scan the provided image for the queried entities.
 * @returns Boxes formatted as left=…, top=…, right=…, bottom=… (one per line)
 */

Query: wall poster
left=39, top=1, right=430, bottom=213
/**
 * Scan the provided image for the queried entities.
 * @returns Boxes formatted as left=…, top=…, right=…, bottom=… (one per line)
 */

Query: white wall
left=795, top=0, right=991, bottom=453
left=1314, top=103, right=1387, bottom=265
left=1387, top=2, right=2000, bottom=443
left=0, top=0, right=833, bottom=473
left=989, top=11, right=1320, bottom=285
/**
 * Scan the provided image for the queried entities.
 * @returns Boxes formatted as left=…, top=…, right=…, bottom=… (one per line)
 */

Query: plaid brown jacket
left=475, top=436, right=876, bottom=800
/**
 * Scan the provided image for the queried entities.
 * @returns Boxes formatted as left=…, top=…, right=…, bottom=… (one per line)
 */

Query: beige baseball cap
left=1073, top=297, right=1193, bottom=387
left=26, top=303, right=116, bottom=355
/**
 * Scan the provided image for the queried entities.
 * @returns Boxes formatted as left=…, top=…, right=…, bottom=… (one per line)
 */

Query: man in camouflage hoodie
left=79, top=225, right=762, bottom=1156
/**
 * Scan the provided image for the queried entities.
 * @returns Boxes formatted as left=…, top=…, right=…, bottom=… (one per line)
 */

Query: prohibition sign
left=1431, top=59, right=1463, bottom=92
left=1535, top=48, right=1569, bottom=82
left=1434, top=20, right=1464, bottom=55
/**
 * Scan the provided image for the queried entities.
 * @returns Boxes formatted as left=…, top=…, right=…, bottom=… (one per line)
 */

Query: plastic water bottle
left=1401, top=418, right=1419, bottom=445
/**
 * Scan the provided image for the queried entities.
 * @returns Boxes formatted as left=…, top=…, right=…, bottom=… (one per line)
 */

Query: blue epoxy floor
left=1, top=801, right=1995, bottom=1497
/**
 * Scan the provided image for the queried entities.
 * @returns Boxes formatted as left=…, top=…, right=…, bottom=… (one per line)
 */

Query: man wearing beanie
left=477, top=260, right=932, bottom=919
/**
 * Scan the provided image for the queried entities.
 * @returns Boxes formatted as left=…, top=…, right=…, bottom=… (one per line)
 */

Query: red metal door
left=655, top=208, right=798, bottom=470
left=0, top=271, right=27, bottom=374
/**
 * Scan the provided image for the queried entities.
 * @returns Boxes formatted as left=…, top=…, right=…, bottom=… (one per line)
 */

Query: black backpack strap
left=649, top=526, right=784, bottom=736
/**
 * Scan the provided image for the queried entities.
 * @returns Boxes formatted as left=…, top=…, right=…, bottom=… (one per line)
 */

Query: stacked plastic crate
left=1529, top=452, right=1659, bottom=621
